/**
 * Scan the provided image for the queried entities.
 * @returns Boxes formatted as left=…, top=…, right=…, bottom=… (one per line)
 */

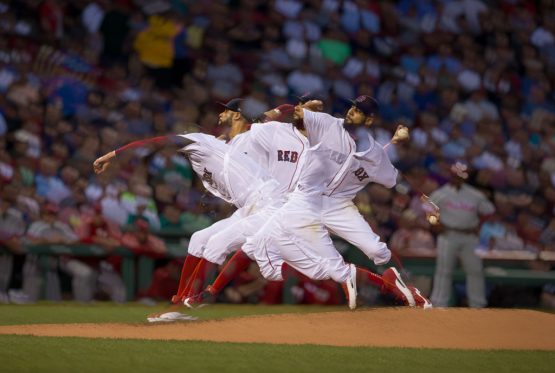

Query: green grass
left=0, top=302, right=344, bottom=325
left=1, top=335, right=553, bottom=373
left=1, top=303, right=554, bottom=372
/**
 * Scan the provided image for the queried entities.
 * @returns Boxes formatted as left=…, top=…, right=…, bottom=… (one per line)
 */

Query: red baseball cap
left=264, top=104, right=295, bottom=123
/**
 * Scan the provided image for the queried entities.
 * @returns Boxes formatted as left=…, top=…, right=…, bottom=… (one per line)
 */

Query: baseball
left=427, top=215, right=439, bottom=225
left=396, top=127, right=409, bottom=140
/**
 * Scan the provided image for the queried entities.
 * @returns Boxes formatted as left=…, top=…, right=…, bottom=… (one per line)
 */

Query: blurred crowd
left=0, top=0, right=554, bottom=306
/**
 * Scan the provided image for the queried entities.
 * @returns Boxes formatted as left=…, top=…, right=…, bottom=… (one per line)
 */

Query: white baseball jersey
left=298, top=109, right=398, bottom=196
left=301, top=110, right=396, bottom=265
left=294, top=110, right=353, bottom=196
left=178, top=133, right=274, bottom=209
left=230, top=121, right=308, bottom=195
left=325, top=132, right=398, bottom=198
left=181, top=132, right=287, bottom=265
left=240, top=112, right=355, bottom=282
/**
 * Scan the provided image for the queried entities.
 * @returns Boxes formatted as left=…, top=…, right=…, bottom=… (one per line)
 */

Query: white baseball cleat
left=183, top=297, right=197, bottom=309
left=382, top=267, right=416, bottom=307
left=345, top=263, right=357, bottom=310
left=409, top=286, right=433, bottom=309
left=183, top=294, right=210, bottom=309
left=146, top=312, right=198, bottom=323
left=183, top=297, right=194, bottom=309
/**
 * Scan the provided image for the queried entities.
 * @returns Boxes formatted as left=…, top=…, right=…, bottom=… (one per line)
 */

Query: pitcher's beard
left=218, top=117, right=232, bottom=127
left=293, top=117, right=305, bottom=131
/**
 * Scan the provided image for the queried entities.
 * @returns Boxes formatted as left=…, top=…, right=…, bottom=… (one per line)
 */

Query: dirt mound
left=1, top=308, right=554, bottom=350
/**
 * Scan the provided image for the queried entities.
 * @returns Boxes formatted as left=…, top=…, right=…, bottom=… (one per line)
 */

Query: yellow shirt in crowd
left=133, top=16, right=181, bottom=68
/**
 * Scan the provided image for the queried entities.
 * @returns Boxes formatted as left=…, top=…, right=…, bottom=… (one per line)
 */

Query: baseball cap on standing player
left=350, top=95, right=379, bottom=116
left=217, top=98, right=243, bottom=113
left=450, top=161, right=469, bottom=179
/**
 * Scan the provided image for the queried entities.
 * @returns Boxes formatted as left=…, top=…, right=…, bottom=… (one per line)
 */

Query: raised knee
left=188, top=232, right=208, bottom=257
left=373, top=246, right=391, bottom=265
left=261, top=265, right=283, bottom=281
left=189, top=231, right=207, bottom=247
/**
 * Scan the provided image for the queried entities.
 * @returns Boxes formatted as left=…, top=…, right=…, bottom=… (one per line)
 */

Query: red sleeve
left=114, top=135, right=189, bottom=156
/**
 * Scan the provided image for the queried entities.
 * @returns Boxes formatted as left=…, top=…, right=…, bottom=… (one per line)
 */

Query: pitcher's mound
left=1, top=308, right=554, bottom=350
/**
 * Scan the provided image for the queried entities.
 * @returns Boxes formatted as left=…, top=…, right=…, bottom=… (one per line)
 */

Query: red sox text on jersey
left=354, top=167, right=369, bottom=181
left=202, top=168, right=214, bottom=186
left=277, top=150, right=299, bottom=163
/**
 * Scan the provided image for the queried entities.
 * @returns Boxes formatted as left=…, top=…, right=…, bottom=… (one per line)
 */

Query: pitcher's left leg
left=322, top=199, right=391, bottom=265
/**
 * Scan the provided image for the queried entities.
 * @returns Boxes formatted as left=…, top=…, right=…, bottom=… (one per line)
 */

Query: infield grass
left=1, top=335, right=553, bottom=373
left=1, top=303, right=554, bottom=373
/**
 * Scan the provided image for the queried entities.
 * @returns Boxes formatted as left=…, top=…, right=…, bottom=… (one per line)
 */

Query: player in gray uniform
left=425, top=162, right=495, bottom=307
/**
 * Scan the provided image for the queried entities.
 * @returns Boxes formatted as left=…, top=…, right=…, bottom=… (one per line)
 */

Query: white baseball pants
left=322, top=196, right=391, bottom=265
left=189, top=182, right=285, bottom=265
left=186, top=209, right=245, bottom=259
left=244, top=191, right=351, bottom=283
left=201, top=202, right=282, bottom=264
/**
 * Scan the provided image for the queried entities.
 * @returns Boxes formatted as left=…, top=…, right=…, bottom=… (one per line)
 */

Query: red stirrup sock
left=208, top=250, right=252, bottom=295
left=175, top=255, right=201, bottom=297
left=341, top=283, right=349, bottom=300
left=187, top=260, right=217, bottom=298
left=355, top=266, right=384, bottom=287
left=179, top=259, right=204, bottom=299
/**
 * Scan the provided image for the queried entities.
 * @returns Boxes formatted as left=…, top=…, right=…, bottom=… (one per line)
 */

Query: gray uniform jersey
left=178, top=133, right=273, bottom=208
left=429, top=183, right=495, bottom=229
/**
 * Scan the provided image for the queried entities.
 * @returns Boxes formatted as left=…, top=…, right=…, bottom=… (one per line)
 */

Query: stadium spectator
left=389, top=209, right=436, bottom=257
left=0, top=199, right=26, bottom=303
left=25, top=203, right=99, bottom=302
left=133, top=11, right=183, bottom=89
left=121, top=217, right=167, bottom=257
left=77, top=206, right=126, bottom=303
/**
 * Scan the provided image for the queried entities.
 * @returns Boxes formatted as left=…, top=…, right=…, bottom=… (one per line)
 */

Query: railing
left=2, top=234, right=553, bottom=301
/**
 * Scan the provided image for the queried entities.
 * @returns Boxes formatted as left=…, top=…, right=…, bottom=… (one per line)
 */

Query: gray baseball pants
left=430, top=230, right=487, bottom=308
